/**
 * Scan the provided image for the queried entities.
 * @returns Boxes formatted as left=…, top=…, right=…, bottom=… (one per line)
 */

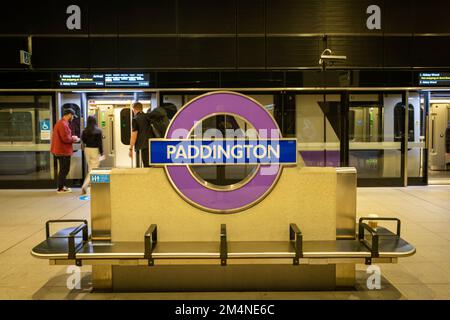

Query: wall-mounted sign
left=66, top=5, right=81, bottom=30
left=366, top=5, right=381, bottom=30
left=57, top=4, right=382, bottom=33
left=59, top=74, right=104, bottom=87
left=39, top=119, right=51, bottom=140
left=150, top=91, right=298, bottom=213
left=90, top=173, right=110, bottom=184
left=58, top=73, right=149, bottom=88
left=419, top=73, right=450, bottom=86
left=104, top=73, right=149, bottom=87
left=150, top=139, right=297, bottom=165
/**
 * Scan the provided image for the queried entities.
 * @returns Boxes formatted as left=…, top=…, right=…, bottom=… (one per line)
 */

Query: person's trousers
left=139, top=148, right=150, bottom=168
left=81, top=147, right=101, bottom=191
left=56, top=156, right=71, bottom=190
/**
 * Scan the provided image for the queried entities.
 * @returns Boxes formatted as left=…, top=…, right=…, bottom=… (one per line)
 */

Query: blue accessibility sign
left=90, top=174, right=110, bottom=183
left=40, top=119, right=50, bottom=131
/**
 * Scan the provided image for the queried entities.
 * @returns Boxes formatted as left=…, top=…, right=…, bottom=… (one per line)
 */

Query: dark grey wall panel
left=117, top=0, right=176, bottom=34
left=327, top=36, right=383, bottom=68
left=238, top=37, right=265, bottom=68
left=221, top=71, right=284, bottom=87
left=0, top=37, right=28, bottom=68
left=412, top=0, right=450, bottom=33
left=237, top=0, right=265, bottom=34
left=89, top=38, right=118, bottom=68
left=266, top=0, right=322, bottom=34
left=320, top=0, right=383, bottom=34
left=118, top=37, right=177, bottom=68
left=412, top=36, right=450, bottom=67
left=317, top=0, right=382, bottom=34
left=267, top=37, right=321, bottom=68
left=2, top=0, right=450, bottom=70
left=178, top=0, right=236, bottom=34
left=179, top=38, right=236, bottom=68
left=32, top=37, right=90, bottom=68
left=267, top=0, right=382, bottom=34
left=1, top=4, right=30, bottom=34
left=384, top=37, right=412, bottom=68
left=88, top=0, right=118, bottom=34
left=157, top=71, right=220, bottom=87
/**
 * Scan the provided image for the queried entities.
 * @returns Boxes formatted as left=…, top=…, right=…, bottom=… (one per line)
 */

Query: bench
left=31, top=217, right=415, bottom=267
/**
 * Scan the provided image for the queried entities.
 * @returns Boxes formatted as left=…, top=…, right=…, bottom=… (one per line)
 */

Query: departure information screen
left=58, top=73, right=150, bottom=88
left=419, top=72, right=450, bottom=86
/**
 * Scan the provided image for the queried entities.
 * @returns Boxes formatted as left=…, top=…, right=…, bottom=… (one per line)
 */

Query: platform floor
left=0, top=186, right=449, bottom=300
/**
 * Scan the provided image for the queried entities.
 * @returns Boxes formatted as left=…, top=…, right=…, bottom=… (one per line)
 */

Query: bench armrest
left=144, top=224, right=158, bottom=266
left=220, top=224, right=227, bottom=266
left=290, top=223, right=303, bottom=264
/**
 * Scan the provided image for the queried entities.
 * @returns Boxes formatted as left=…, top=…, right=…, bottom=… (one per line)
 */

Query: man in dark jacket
left=160, top=102, right=177, bottom=120
left=50, top=109, right=79, bottom=193
left=129, top=102, right=153, bottom=167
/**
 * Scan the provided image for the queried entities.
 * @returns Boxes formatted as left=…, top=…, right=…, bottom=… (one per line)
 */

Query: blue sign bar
left=149, top=139, right=297, bottom=165
left=90, top=174, right=110, bottom=183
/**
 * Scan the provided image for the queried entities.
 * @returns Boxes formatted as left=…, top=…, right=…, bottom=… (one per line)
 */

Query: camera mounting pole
left=319, top=49, right=347, bottom=71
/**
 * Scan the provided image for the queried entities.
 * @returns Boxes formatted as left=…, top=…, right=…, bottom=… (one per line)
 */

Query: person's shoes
left=56, top=187, right=72, bottom=194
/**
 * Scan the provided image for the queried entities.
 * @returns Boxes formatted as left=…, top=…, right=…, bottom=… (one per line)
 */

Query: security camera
left=319, top=49, right=347, bottom=70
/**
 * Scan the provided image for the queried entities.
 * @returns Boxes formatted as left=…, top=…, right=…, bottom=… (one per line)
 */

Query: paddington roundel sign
left=149, top=91, right=298, bottom=213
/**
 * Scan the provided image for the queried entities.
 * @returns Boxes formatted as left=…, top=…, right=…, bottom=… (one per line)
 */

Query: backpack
left=146, top=107, right=170, bottom=138
left=160, top=102, right=178, bottom=120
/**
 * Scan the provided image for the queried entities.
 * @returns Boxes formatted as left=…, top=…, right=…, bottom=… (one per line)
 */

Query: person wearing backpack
left=160, top=102, right=177, bottom=120
left=147, top=106, right=170, bottom=138
left=50, top=108, right=80, bottom=194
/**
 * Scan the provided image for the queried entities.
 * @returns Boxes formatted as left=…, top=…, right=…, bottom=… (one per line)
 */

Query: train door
left=114, top=106, right=133, bottom=167
left=87, top=101, right=135, bottom=168
left=87, top=96, right=153, bottom=168
left=428, top=101, right=450, bottom=183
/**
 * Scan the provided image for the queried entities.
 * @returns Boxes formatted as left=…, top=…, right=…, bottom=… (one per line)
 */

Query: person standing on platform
left=81, top=116, right=104, bottom=195
left=50, top=108, right=79, bottom=194
left=129, top=102, right=152, bottom=167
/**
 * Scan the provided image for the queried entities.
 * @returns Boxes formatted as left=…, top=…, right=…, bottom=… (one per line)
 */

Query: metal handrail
left=45, top=220, right=89, bottom=263
left=358, top=217, right=402, bottom=263
left=45, top=219, right=88, bottom=239
left=220, top=224, right=227, bottom=266
left=358, top=217, right=401, bottom=237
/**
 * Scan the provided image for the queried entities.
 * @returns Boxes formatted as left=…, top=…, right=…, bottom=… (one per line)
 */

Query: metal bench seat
left=31, top=218, right=415, bottom=266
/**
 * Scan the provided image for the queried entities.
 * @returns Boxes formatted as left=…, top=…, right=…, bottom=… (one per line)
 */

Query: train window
left=0, top=110, right=34, bottom=142
left=11, top=112, right=34, bottom=142
left=296, top=94, right=341, bottom=167
left=189, top=114, right=258, bottom=188
left=349, top=110, right=355, bottom=141
left=120, top=108, right=131, bottom=145
left=394, top=103, right=414, bottom=142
